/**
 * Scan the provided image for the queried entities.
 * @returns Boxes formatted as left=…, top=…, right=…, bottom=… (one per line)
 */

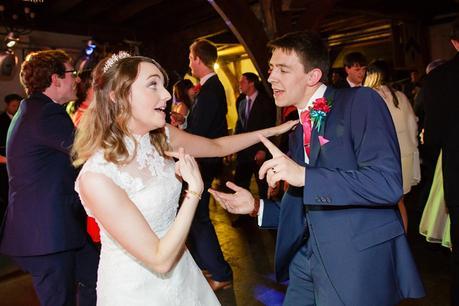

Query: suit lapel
left=308, top=87, right=336, bottom=166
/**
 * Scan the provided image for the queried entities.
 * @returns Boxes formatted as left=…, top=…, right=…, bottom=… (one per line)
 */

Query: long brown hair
left=72, top=54, right=170, bottom=167
left=172, top=79, right=194, bottom=109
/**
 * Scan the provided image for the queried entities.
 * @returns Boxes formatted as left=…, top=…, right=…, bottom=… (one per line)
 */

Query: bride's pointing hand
left=166, top=148, right=204, bottom=195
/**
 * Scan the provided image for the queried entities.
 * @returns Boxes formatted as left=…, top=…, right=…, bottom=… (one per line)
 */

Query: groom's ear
left=306, top=68, right=323, bottom=86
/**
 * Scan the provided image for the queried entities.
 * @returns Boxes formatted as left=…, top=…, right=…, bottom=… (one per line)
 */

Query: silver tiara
left=103, top=51, right=131, bottom=73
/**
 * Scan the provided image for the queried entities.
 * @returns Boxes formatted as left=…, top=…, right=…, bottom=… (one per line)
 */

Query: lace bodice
left=76, top=130, right=181, bottom=237
left=75, top=128, right=219, bottom=305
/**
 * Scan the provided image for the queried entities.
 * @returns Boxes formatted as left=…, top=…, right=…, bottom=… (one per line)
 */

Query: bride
left=72, top=52, right=295, bottom=305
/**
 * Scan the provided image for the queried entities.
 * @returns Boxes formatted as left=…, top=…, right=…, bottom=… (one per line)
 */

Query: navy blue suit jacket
left=186, top=74, right=228, bottom=177
left=0, top=93, right=86, bottom=256
left=262, top=87, right=424, bottom=305
left=186, top=75, right=227, bottom=139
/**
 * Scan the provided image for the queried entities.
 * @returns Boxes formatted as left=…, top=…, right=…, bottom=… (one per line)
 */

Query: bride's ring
left=271, top=167, right=277, bottom=174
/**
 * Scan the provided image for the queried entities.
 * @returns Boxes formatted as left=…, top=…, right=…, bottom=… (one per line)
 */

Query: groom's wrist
left=249, top=198, right=260, bottom=217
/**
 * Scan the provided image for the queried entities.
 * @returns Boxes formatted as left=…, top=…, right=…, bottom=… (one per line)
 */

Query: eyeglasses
left=64, top=69, right=78, bottom=78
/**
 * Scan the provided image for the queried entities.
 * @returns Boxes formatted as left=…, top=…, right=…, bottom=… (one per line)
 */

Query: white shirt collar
left=200, top=72, right=216, bottom=85
left=297, top=84, right=327, bottom=123
left=346, top=77, right=361, bottom=87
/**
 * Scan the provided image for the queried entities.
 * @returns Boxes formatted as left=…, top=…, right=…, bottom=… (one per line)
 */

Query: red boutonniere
left=309, top=97, right=332, bottom=131
left=193, top=83, right=202, bottom=94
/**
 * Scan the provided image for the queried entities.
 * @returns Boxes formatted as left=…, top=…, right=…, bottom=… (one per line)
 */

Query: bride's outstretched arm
left=78, top=149, right=203, bottom=274
left=167, top=120, right=298, bottom=158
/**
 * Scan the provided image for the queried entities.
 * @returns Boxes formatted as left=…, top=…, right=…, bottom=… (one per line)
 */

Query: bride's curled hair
left=72, top=55, right=170, bottom=167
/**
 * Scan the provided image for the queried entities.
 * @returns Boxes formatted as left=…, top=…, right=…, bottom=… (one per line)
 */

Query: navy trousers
left=13, top=240, right=99, bottom=306
left=187, top=160, right=232, bottom=282
left=283, top=221, right=344, bottom=306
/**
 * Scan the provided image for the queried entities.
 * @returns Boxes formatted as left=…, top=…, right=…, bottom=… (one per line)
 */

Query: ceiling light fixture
left=5, top=32, right=19, bottom=48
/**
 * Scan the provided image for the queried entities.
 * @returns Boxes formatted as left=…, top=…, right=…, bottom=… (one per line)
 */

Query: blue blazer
left=262, top=87, right=425, bottom=305
left=0, top=93, right=86, bottom=256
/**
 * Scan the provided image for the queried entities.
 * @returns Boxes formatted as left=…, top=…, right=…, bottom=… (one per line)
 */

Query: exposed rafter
left=295, top=0, right=336, bottom=31
left=209, top=0, right=270, bottom=86
left=48, top=0, right=83, bottom=15
left=79, top=0, right=116, bottom=20
left=109, top=0, right=163, bottom=23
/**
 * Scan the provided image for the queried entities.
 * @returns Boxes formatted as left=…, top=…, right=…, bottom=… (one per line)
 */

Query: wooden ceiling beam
left=32, top=19, right=134, bottom=43
left=79, top=0, right=115, bottom=19
left=209, top=0, right=271, bottom=85
left=48, top=0, right=84, bottom=15
left=109, top=0, right=163, bottom=23
left=333, top=8, right=417, bottom=22
left=281, top=0, right=315, bottom=11
left=295, top=0, right=336, bottom=31
left=132, top=1, right=217, bottom=36
left=259, top=0, right=278, bottom=39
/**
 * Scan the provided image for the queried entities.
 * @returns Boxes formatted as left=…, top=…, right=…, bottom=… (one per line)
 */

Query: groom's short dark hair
left=268, top=31, right=329, bottom=82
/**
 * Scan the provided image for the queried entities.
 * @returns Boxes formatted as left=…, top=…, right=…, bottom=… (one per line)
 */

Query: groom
left=210, top=31, right=425, bottom=305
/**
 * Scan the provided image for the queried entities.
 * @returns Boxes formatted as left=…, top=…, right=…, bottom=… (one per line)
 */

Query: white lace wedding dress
left=75, top=131, right=220, bottom=306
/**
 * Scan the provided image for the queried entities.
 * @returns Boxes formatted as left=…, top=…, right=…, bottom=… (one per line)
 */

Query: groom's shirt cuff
left=257, top=199, right=264, bottom=226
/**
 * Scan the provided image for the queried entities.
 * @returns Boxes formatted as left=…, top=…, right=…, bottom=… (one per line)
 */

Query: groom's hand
left=258, top=135, right=305, bottom=188
left=208, top=182, right=255, bottom=215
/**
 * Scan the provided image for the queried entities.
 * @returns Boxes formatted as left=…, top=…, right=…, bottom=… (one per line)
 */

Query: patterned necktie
left=300, top=109, right=312, bottom=156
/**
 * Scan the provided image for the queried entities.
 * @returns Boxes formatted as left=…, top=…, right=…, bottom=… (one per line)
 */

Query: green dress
left=419, top=151, right=451, bottom=248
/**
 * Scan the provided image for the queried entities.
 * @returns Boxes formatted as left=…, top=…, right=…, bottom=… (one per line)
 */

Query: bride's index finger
left=178, top=147, right=185, bottom=161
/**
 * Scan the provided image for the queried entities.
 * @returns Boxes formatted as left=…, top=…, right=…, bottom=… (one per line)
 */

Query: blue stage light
left=85, top=40, right=96, bottom=56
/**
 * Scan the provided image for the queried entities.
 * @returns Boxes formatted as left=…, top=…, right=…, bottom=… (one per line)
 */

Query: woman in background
left=365, top=60, right=420, bottom=232
left=67, top=69, right=94, bottom=126
left=170, top=79, right=196, bottom=129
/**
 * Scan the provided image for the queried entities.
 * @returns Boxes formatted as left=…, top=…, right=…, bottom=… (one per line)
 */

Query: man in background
left=0, top=50, right=98, bottom=306
left=234, top=72, right=276, bottom=200
left=339, top=51, right=367, bottom=88
left=186, top=39, right=233, bottom=291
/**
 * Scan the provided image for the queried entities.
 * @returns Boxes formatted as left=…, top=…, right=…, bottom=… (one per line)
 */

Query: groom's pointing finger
left=259, top=134, right=283, bottom=157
